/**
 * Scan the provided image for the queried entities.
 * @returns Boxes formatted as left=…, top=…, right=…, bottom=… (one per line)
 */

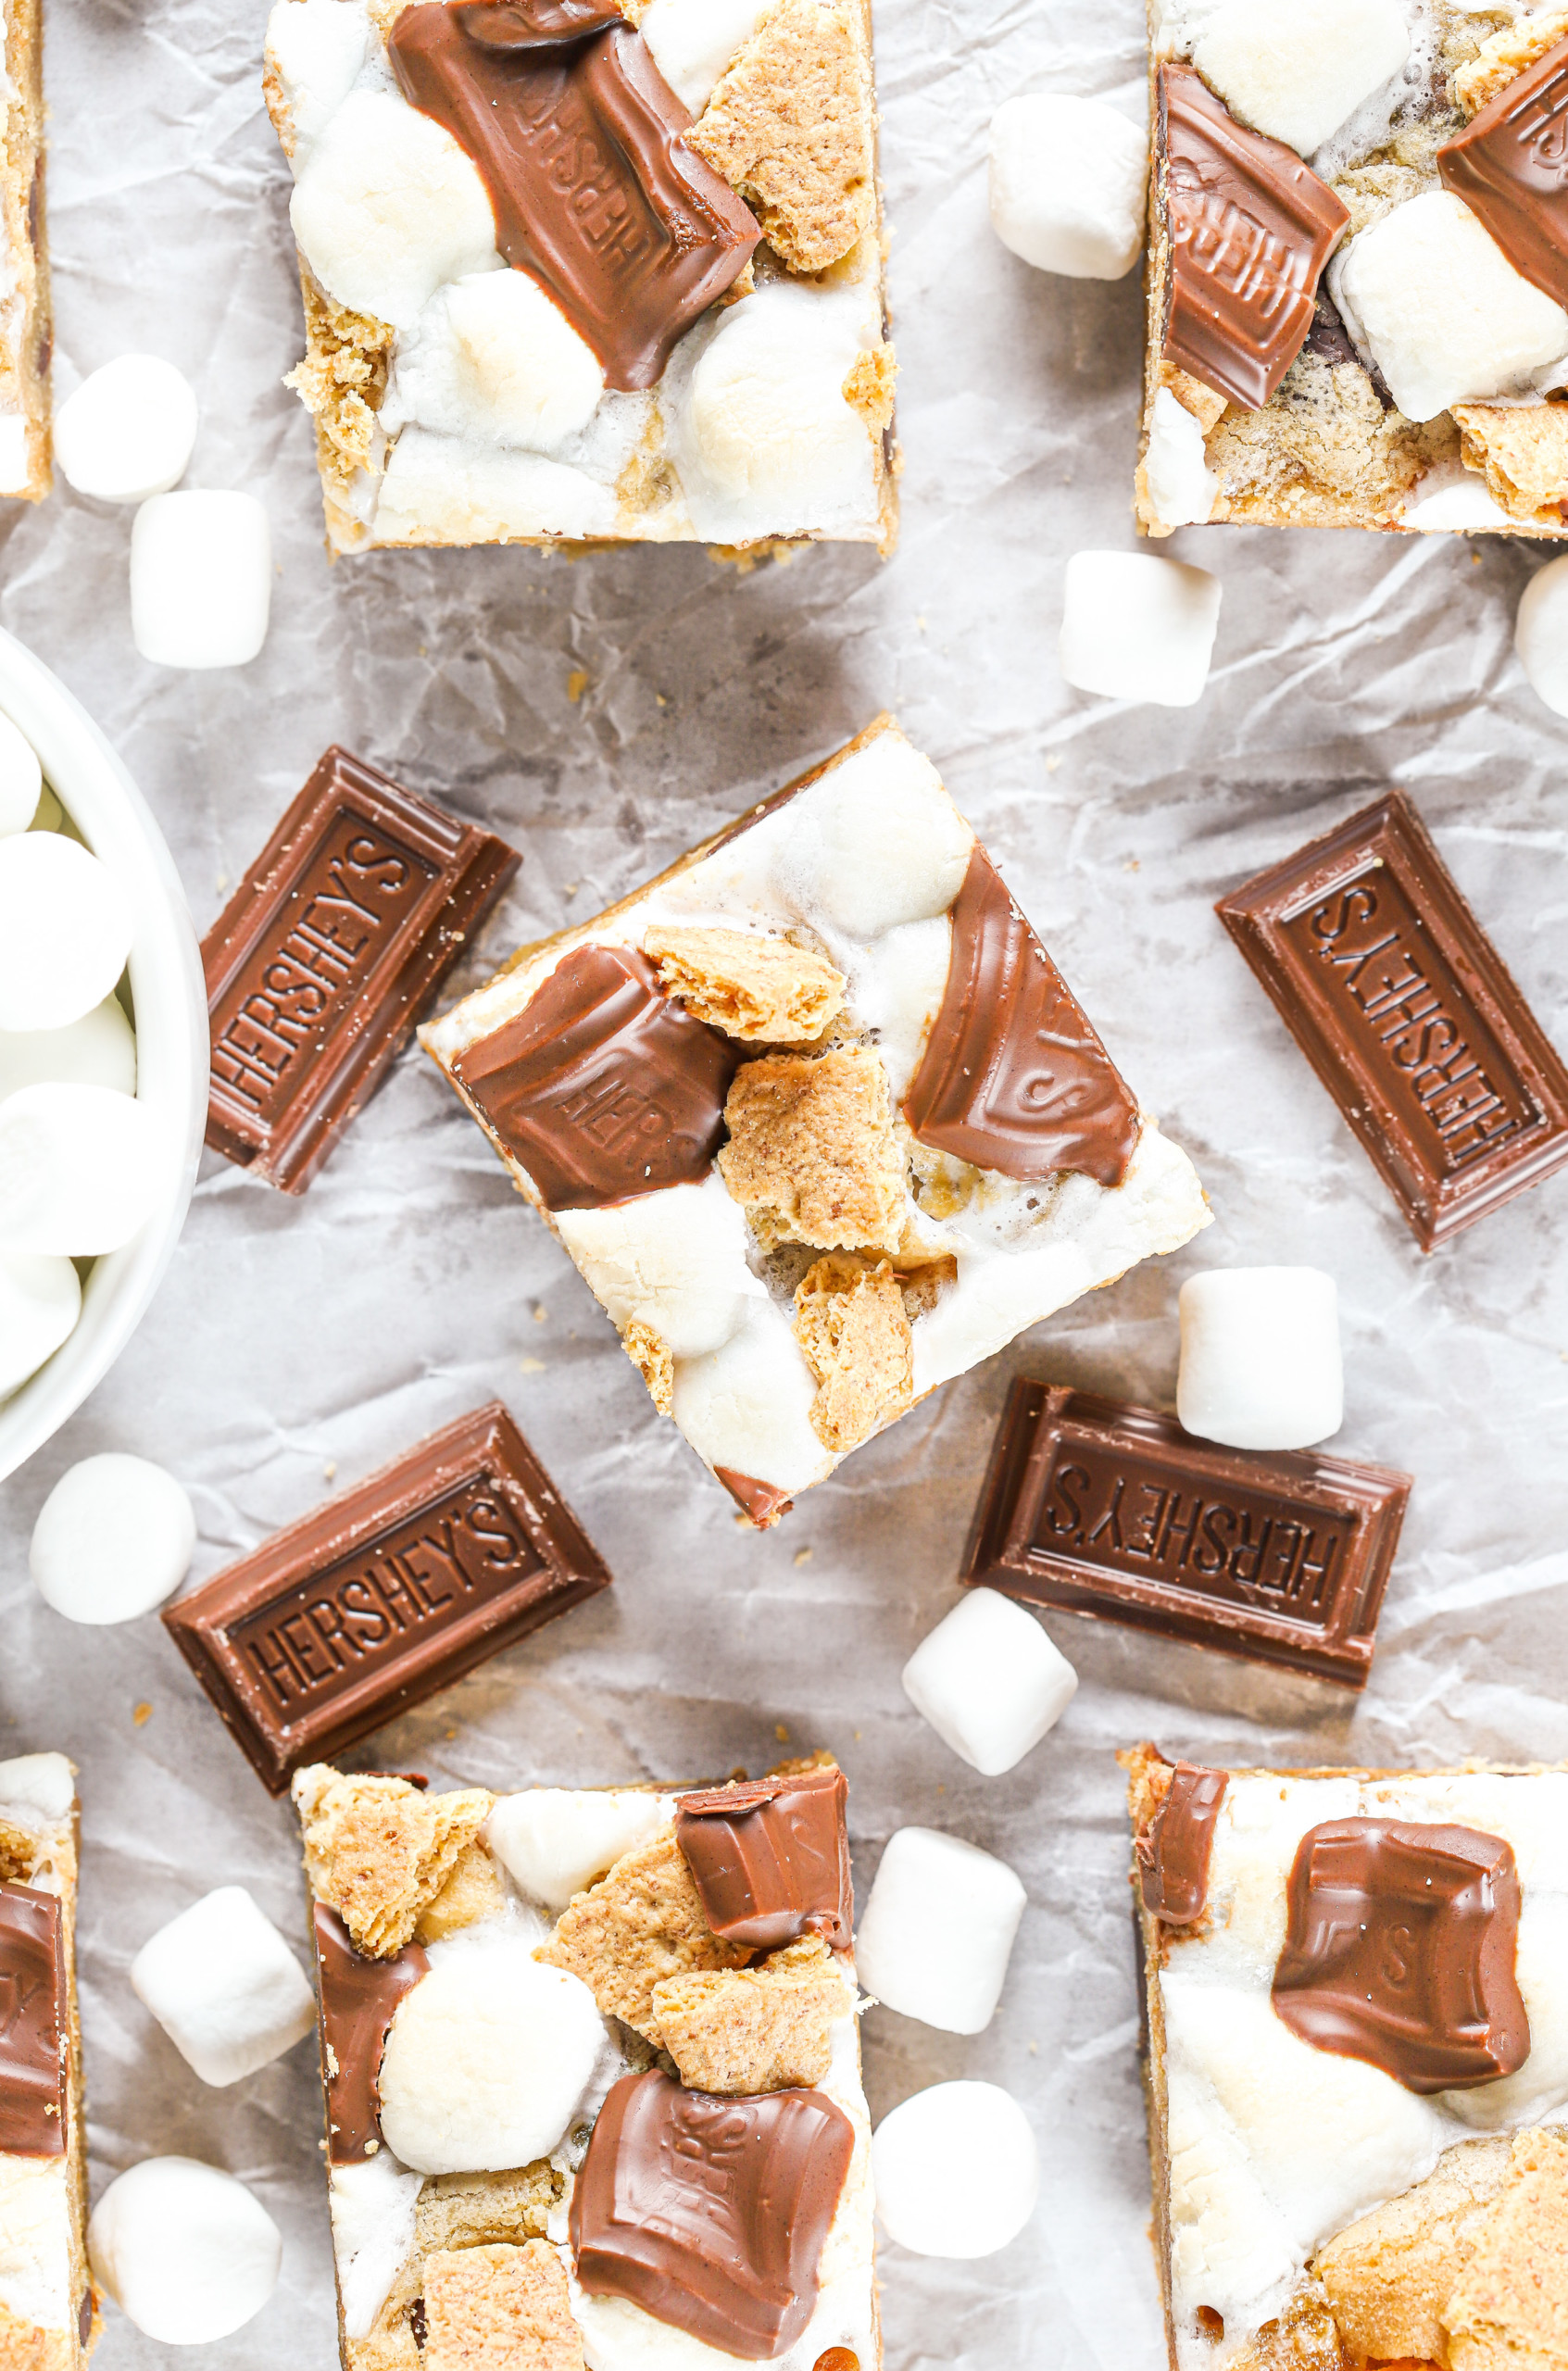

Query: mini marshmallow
left=902, top=1590, right=1077, bottom=1776
left=676, top=282, right=876, bottom=538
left=0, top=1751, right=75, bottom=1821
left=54, top=357, right=200, bottom=504
left=0, top=1253, right=81, bottom=1399
left=1404, top=475, right=1514, bottom=533
left=855, top=1827, right=1026, bottom=2035
left=640, top=0, right=770, bottom=113
left=0, top=711, right=42, bottom=836
left=1336, top=191, right=1568, bottom=422
left=1143, top=388, right=1219, bottom=530
left=1516, top=553, right=1568, bottom=715
left=130, top=491, right=272, bottom=670
left=555, top=1172, right=765, bottom=1361
left=670, top=1296, right=832, bottom=1499
left=395, top=271, right=605, bottom=454
left=131, top=1887, right=316, bottom=2087
left=987, top=94, right=1148, bottom=280
left=378, top=1940, right=607, bottom=2174
left=87, top=2157, right=282, bottom=2345
left=265, top=0, right=370, bottom=159
left=773, top=731, right=973, bottom=941
left=0, top=1084, right=161, bottom=1257
left=485, top=1789, right=671, bottom=1911
left=1178, top=1266, right=1343, bottom=1451
left=291, top=88, right=500, bottom=328
left=1191, top=0, right=1409, bottom=157
left=31, top=1452, right=196, bottom=1625
left=872, top=2081, right=1040, bottom=2258
left=1059, top=551, right=1222, bottom=708
left=0, top=996, right=136, bottom=1102
left=0, top=834, right=132, bottom=1032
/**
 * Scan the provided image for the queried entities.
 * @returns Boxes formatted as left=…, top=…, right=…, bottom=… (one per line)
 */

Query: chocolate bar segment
left=204, top=746, right=519, bottom=1196
left=961, top=1381, right=1410, bottom=1688
left=1135, top=1763, right=1227, bottom=1926
left=162, top=1403, right=610, bottom=1793
left=1217, top=790, right=1568, bottom=1250
left=458, top=0, right=626, bottom=47
left=675, top=1765, right=852, bottom=1951
left=1160, top=63, right=1349, bottom=409
left=312, top=1905, right=429, bottom=2162
left=1439, top=37, right=1568, bottom=310
left=0, top=1884, right=67, bottom=2154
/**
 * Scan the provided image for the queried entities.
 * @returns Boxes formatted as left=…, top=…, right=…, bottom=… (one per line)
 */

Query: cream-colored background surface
left=2, top=2, right=1567, bottom=2365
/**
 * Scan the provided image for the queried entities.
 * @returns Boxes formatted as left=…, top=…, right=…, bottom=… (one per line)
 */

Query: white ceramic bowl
left=0, top=629, right=207, bottom=1482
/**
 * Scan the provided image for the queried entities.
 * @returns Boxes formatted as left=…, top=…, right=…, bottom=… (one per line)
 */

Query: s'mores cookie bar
left=1126, top=1741, right=1568, bottom=2370
left=1139, top=1, right=1568, bottom=536
left=262, top=0, right=894, bottom=557
left=421, top=717, right=1210, bottom=1525
left=293, top=1755, right=876, bottom=2371
left=0, top=1754, right=95, bottom=2366
left=0, top=0, right=48, bottom=502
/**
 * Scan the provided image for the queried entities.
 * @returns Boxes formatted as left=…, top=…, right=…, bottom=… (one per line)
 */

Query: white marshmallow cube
left=1516, top=554, right=1568, bottom=715
left=1336, top=191, right=1568, bottom=422
left=31, top=1452, right=196, bottom=1625
left=988, top=94, right=1148, bottom=280
left=1143, top=388, right=1220, bottom=530
left=1059, top=551, right=1222, bottom=708
left=0, top=1252, right=81, bottom=1399
left=131, top=491, right=272, bottom=670
left=902, top=1589, right=1077, bottom=1776
left=131, top=1887, right=316, bottom=2087
left=1177, top=1266, right=1343, bottom=1451
left=0, top=996, right=136, bottom=1102
left=395, top=271, right=605, bottom=455
left=485, top=1788, right=671, bottom=1911
left=0, top=710, right=42, bottom=836
left=1192, top=0, right=1410, bottom=157
left=88, top=2157, right=282, bottom=2344
left=1403, top=475, right=1514, bottom=533
left=290, top=88, right=499, bottom=328
left=872, top=2081, right=1040, bottom=2258
left=265, top=0, right=370, bottom=161
left=0, top=833, right=132, bottom=1032
left=55, top=357, right=199, bottom=504
left=856, top=1827, right=1026, bottom=2035
left=0, top=1083, right=160, bottom=1256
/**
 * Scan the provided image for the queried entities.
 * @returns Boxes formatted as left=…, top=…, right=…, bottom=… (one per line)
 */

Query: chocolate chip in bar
left=962, top=1381, right=1410, bottom=1689
left=1160, top=62, right=1349, bottom=410
left=902, top=846, right=1141, bottom=1190
left=1217, top=790, right=1568, bottom=1251
left=204, top=746, right=519, bottom=1196
left=675, top=1765, right=852, bottom=1951
left=571, top=2067, right=855, bottom=2358
left=453, top=945, right=742, bottom=1211
left=1439, top=36, right=1568, bottom=309
left=389, top=7, right=759, bottom=391
left=162, top=1402, right=610, bottom=1794
left=0, top=1884, right=67, bottom=2154
left=311, top=1904, right=428, bottom=2162
left=1273, top=1819, right=1530, bottom=2092
left=1136, top=1763, right=1228, bottom=1926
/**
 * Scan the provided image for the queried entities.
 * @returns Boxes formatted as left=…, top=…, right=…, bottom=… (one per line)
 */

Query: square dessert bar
left=1125, top=1741, right=1568, bottom=2371
left=1138, top=5, right=1568, bottom=535
left=0, top=1754, right=95, bottom=2367
left=262, top=0, right=895, bottom=556
left=0, top=0, right=48, bottom=502
left=422, top=717, right=1210, bottom=1524
left=292, top=1753, right=875, bottom=2371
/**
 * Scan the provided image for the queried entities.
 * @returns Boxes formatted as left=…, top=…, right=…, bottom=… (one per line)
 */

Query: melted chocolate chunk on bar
left=714, top=1468, right=795, bottom=1529
left=1137, top=1763, right=1228, bottom=1926
left=0, top=1884, right=67, bottom=2155
left=454, top=945, right=742, bottom=1211
left=676, top=1765, right=852, bottom=1951
left=457, top=0, right=626, bottom=46
left=571, top=2068, right=855, bottom=2359
left=389, top=6, right=759, bottom=390
left=903, top=847, right=1140, bottom=1190
left=1273, top=1819, right=1530, bottom=2093
left=1160, top=63, right=1349, bottom=410
left=312, top=1905, right=428, bottom=2162
left=1440, top=36, right=1568, bottom=310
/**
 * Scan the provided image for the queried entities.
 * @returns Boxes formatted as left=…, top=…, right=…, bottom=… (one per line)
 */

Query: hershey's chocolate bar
left=1218, top=790, right=1568, bottom=1250
left=204, top=746, right=519, bottom=1195
left=1439, top=36, right=1568, bottom=311
left=162, top=1403, right=610, bottom=1792
left=961, top=1382, right=1410, bottom=1687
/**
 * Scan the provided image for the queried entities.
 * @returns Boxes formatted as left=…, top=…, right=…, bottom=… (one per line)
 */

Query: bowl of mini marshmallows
left=0, top=627, right=207, bottom=1481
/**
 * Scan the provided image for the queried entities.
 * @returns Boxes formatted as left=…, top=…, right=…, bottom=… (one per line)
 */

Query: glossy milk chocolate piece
left=571, top=2068, right=855, bottom=2359
left=389, top=7, right=759, bottom=391
left=0, top=1885, right=67, bottom=2154
left=1273, top=1819, right=1530, bottom=2092
left=1136, top=1763, right=1228, bottom=1925
left=1160, top=63, right=1349, bottom=409
left=1439, top=37, right=1568, bottom=309
left=162, top=1402, right=610, bottom=1793
left=903, top=847, right=1140, bottom=1190
left=961, top=1382, right=1410, bottom=1688
left=1218, top=791, right=1568, bottom=1250
left=204, top=747, right=519, bottom=1195
left=713, top=1469, right=795, bottom=1530
left=457, top=0, right=626, bottom=46
left=675, top=1765, right=852, bottom=1951
left=311, top=1905, right=428, bottom=2161
left=452, top=945, right=741, bottom=1211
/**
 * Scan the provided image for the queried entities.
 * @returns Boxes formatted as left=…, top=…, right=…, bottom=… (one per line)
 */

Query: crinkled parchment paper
left=1, top=2, right=1566, bottom=2365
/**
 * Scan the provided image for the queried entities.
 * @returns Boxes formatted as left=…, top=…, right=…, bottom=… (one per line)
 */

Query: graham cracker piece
left=621, top=1318, right=674, bottom=1416
left=652, top=1934, right=850, bottom=2093
left=844, top=345, right=897, bottom=440
left=534, top=1826, right=748, bottom=2040
left=1452, top=401, right=1568, bottom=522
left=416, top=1841, right=508, bottom=1943
left=792, top=1252, right=913, bottom=1452
left=685, top=0, right=874, bottom=275
left=294, top=1766, right=493, bottom=1958
left=1455, top=6, right=1568, bottom=114
left=0, top=1820, right=38, bottom=1883
left=283, top=274, right=395, bottom=554
left=348, top=2329, right=420, bottom=2371
left=1316, top=2133, right=1513, bottom=2362
left=415, top=2164, right=562, bottom=2260
left=643, top=923, right=846, bottom=1043
left=1446, top=2130, right=1568, bottom=2367
left=422, top=2241, right=584, bottom=2371
left=718, top=1047, right=905, bottom=1253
